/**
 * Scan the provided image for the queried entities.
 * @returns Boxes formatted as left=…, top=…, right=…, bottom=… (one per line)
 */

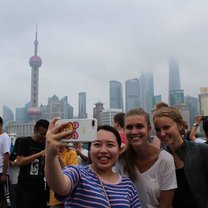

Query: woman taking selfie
left=153, top=107, right=208, bottom=208
left=45, top=118, right=141, bottom=208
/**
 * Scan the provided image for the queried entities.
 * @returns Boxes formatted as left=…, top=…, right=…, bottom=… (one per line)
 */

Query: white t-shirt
left=0, top=133, right=11, bottom=173
left=114, top=150, right=177, bottom=208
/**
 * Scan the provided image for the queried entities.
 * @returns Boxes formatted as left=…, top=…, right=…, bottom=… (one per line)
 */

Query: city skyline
left=0, top=63, right=205, bottom=118
left=2, top=70, right=202, bottom=120
left=1, top=1, right=208, bottom=117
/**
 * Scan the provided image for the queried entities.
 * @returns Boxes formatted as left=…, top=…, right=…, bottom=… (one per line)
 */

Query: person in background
left=114, top=108, right=176, bottom=208
left=45, top=119, right=141, bottom=207
left=153, top=107, right=208, bottom=208
left=0, top=117, right=11, bottom=208
left=73, top=142, right=89, bottom=165
left=184, top=130, right=198, bottom=141
left=9, top=138, right=21, bottom=208
left=189, top=115, right=208, bottom=143
left=113, top=112, right=128, bottom=145
left=113, top=112, right=128, bottom=154
left=16, top=119, right=49, bottom=208
left=151, top=102, right=169, bottom=149
left=49, top=146, right=78, bottom=208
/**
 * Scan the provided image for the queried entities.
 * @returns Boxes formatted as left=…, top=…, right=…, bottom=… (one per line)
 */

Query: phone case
left=55, top=118, right=97, bottom=142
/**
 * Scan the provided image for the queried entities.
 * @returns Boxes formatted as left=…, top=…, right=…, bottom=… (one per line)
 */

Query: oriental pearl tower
left=27, top=26, right=42, bottom=121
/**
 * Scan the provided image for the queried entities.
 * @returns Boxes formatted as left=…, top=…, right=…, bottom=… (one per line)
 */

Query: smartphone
left=201, top=116, right=208, bottom=121
left=55, top=118, right=97, bottom=142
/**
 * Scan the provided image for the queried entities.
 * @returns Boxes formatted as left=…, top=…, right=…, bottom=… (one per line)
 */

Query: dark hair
left=34, top=119, right=49, bottom=130
left=88, top=125, right=122, bottom=164
left=203, top=120, right=208, bottom=136
left=114, top=112, right=125, bottom=128
left=89, top=125, right=121, bottom=150
left=0, top=117, right=3, bottom=125
left=97, top=125, right=122, bottom=148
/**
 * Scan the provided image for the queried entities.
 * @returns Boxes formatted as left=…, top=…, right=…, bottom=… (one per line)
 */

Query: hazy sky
left=1, top=0, right=208, bottom=117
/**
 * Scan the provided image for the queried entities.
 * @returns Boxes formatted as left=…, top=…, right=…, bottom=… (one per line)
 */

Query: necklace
left=89, top=165, right=111, bottom=207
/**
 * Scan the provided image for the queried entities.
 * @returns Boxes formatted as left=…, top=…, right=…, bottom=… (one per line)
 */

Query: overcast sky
left=1, top=0, right=208, bottom=117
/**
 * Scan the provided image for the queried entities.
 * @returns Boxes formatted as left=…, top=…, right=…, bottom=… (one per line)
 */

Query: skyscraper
left=185, top=95, right=199, bottom=127
left=169, top=59, right=181, bottom=91
left=27, top=26, right=42, bottom=121
left=78, top=92, right=87, bottom=118
left=169, top=89, right=185, bottom=106
left=3, top=105, right=14, bottom=133
left=174, top=104, right=190, bottom=127
left=153, top=95, right=162, bottom=105
left=125, top=78, right=140, bottom=112
left=41, top=95, right=73, bottom=120
left=168, top=59, right=184, bottom=106
left=140, top=71, right=154, bottom=114
left=3, top=105, right=14, bottom=123
left=93, top=102, right=104, bottom=126
left=109, top=80, right=123, bottom=111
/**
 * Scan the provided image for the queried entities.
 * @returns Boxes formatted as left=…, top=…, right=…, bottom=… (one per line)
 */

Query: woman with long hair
left=153, top=107, right=208, bottom=208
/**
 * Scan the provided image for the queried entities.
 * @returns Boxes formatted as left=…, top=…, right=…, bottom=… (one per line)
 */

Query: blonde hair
left=125, top=108, right=151, bottom=127
left=153, top=107, right=187, bottom=135
left=153, top=101, right=169, bottom=111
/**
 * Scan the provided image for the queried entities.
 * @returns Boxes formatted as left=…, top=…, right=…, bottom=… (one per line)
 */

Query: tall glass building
left=3, top=105, right=14, bottom=133
left=93, top=102, right=104, bottom=126
left=185, top=95, right=199, bottom=127
left=3, top=105, right=14, bottom=123
left=78, top=92, right=87, bottom=118
left=169, top=59, right=181, bottom=91
left=109, top=80, right=123, bottom=111
left=140, top=71, right=154, bottom=114
left=168, top=59, right=184, bottom=106
left=169, top=89, right=185, bottom=106
left=42, top=95, right=73, bottom=120
left=125, top=78, right=140, bottom=112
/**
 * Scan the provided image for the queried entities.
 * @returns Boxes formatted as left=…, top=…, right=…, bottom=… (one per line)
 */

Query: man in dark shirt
left=16, top=119, right=49, bottom=208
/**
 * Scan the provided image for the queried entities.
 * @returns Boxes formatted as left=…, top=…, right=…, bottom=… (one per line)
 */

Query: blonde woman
left=153, top=107, right=208, bottom=208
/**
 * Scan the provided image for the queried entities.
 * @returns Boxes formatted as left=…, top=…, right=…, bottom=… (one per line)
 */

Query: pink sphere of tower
left=29, top=55, right=42, bottom=68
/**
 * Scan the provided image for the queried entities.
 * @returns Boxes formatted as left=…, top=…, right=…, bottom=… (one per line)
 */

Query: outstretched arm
left=45, top=118, right=72, bottom=196
left=189, top=115, right=201, bottom=141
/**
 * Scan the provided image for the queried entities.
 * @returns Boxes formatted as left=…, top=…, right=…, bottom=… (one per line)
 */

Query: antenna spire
left=34, top=24, right=38, bottom=55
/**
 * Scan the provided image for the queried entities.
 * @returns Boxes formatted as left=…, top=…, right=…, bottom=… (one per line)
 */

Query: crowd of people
left=0, top=102, right=208, bottom=207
